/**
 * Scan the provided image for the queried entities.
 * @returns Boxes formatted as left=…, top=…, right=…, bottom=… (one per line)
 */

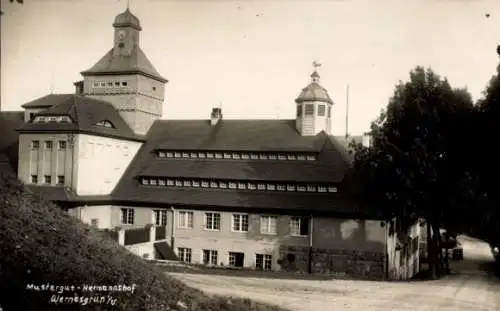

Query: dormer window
left=158, top=151, right=166, bottom=158
left=114, top=82, right=121, bottom=87
left=141, top=178, right=149, bottom=185
left=34, top=116, right=47, bottom=123
left=95, top=120, right=114, bottom=128
left=48, top=117, right=57, bottom=123
left=328, top=186, right=338, bottom=193
left=107, top=82, right=113, bottom=87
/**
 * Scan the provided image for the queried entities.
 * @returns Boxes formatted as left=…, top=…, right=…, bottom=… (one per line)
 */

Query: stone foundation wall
left=278, top=245, right=386, bottom=280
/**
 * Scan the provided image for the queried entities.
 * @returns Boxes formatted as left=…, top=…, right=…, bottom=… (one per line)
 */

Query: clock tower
left=80, top=9, right=168, bottom=136
left=113, top=9, right=141, bottom=56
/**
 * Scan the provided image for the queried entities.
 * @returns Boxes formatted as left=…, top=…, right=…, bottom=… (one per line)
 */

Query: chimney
left=210, top=107, right=222, bottom=126
left=74, top=81, right=84, bottom=95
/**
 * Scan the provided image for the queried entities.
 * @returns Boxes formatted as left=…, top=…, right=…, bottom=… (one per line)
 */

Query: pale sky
left=1, top=0, right=500, bottom=135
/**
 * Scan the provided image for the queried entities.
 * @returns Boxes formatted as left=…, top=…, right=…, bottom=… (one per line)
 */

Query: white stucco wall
left=75, top=134, right=142, bottom=195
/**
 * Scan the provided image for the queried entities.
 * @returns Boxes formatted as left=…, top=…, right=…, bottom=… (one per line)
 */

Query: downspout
left=308, top=214, right=313, bottom=274
left=385, top=219, right=389, bottom=280
left=170, top=206, right=175, bottom=250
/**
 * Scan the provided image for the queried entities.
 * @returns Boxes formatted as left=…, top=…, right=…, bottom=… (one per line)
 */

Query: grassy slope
left=0, top=173, right=287, bottom=311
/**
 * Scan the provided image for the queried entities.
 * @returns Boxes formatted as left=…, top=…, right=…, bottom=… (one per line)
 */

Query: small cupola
left=295, top=62, right=335, bottom=136
left=113, top=8, right=142, bottom=31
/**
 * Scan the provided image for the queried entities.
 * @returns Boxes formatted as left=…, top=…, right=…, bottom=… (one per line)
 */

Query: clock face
left=118, top=30, right=126, bottom=39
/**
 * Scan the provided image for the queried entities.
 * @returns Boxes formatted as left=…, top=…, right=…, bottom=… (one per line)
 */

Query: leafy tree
left=350, top=66, right=474, bottom=278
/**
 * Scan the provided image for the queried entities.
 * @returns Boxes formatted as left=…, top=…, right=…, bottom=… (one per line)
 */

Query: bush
left=0, top=173, right=287, bottom=311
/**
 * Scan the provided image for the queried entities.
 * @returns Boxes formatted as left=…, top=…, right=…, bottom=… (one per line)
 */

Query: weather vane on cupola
left=311, top=60, right=322, bottom=83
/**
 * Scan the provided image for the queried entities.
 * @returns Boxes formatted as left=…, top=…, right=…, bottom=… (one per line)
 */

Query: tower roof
left=113, top=8, right=142, bottom=31
left=80, top=45, right=168, bottom=83
left=295, top=71, right=334, bottom=105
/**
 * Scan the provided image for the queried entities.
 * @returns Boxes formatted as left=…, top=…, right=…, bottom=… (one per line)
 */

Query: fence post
left=150, top=225, right=156, bottom=242
left=118, top=228, right=125, bottom=246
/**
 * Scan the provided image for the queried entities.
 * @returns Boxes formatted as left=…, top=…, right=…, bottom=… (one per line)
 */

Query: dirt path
left=169, top=236, right=500, bottom=311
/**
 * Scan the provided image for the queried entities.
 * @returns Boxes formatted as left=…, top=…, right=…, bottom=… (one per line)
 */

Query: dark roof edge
left=80, top=70, right=168, bottom=84
left=16, top=128, right=146, bottom=143
left=20, top=103, right=54, bottom=109
left=61, top=199, right=389, bottom=220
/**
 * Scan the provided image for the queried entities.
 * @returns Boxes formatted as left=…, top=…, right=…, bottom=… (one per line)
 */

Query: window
left=57, top=175, right=65, bottom=185
left=304, top=104, right=314, bottom=115
left=210, top=181, right=218, bottom=188
left=287, top=184, right=296, bottom=192
left=29, top=112, right=35, bottom=121
left=277, top=184, right=286, bottom=191
left=307, top=185, right=317, bottom=192
left=248, top=183, right=256, bottom=190
left=90, top=218, right=99, bottom=227
left=297, top=185, right=306, bottom=192
left=297, top=154, right=306, bottom=160
left=223, top=153, right=231, bottom=159
left=256, top=254, right=272, bottom=271
left=159, top=178, right=166, bottom=186
left=318, top=186, right=327, bottom=193
left=260, top=216, right=277, bottom=235
left=152, top=86, right=157, bottom=91
left=198, top=152, right=206, bottom=159
left=232, top=153, right=240, bottom=159
left=306, top=155, right=316, bottom=161
left=296, top=105, right=302, bottom=117
left=93, top=82, right=99, bottom=87
left=115, top=82, right=121, bottom=87
left=257, top=183, right=266, bottom=190
left=219, top=182, right=227, bottom=189
left=328, top=186, right=338, bottom=193
left=266, top=184, right=276, bottom=191
left=30, top=175, right=38, bottom=184
left=166, top=179, right=174, bottom=186
left=48, top=117, right=57, bottom=123
left=241, top=153, right=250, bottom=159
left=207, top=152, right=214, bottom=158
left=232, top=214, right=249, bottom=232
left=192, top=180, right=200, bottom=187
left=205, top=213, right=221, bottom=230
left=201, top=180, right=210, bottom=188
left=154, top=210, right=168, bottom=226
left=150, top=178, right=157, bottom=185
left=142, top=178, right=150, bottom=185
left=183, top=180, right=192, bottom=187
left=202, top=249, right=218, bottom=265
left=278, top=154, right=287, bottom=160
left=158, top=151, right=166, bottom=158
left=228, top=182, right=237, bottom=189
left=58, top=140, right=67, bottom=150
left=268, top=154, right=277, bottom=160
left=177, top=248, right=192, bottom=263
left=174, top=152, right=181, bottom=158
left=44, top=175, right=52, bottom=184
left=190, top=152, right=197, bottom=158
left=100, top=82, right=106, bottom=87
left=290, top=217, right=309, bottom=236
left=166, top=152, right=174, bottom=158
left=237, top=182, right=246, bottom=189
left=121, top=208, right=135, bottom=225
left=259, top=153, right=268, bottom=160
left=250, top=153, right=259, bottom=160
left=175, top=180, right=183, bottom=187
left=182, top=152, right=189, bottom=158
left=318, top=104, right=326, bottom=116
left=107, top=82, right=113, bottom=87
left=121, top=81, right=128, bottom=87
left=31, top=140, right=40, bottom=149
left=44, top=141, right=53, bottom=149
left=178, top=211, right=193, bottom=228
left=228, top=252, right=244, bottom=267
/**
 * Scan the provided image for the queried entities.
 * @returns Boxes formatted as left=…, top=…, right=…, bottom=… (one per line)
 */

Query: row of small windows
left=157, top=150, right=318, bottom=161
left=33, top=116, right=72, bottom=123
left=177, top=248, right=272, bottom=270
left=140, top=177, right=338, bottom=193
left=31, top=140, right=67, bottom=150
left=121, top=208, right=309, bottom=237
left=30, top=174, right=65, bottom=185
left=93, top=81, right=128, bottom=88
left=297, top=104, right=331, bottom=117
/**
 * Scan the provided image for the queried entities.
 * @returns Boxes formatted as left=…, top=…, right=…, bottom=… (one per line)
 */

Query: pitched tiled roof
left=18, top=95, right=144, bottom=141
left=109, top=119, right=366, bottom=216
left=21, top=94, right=73, bottom=109
left=81, top=46, right=167, bottom=83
